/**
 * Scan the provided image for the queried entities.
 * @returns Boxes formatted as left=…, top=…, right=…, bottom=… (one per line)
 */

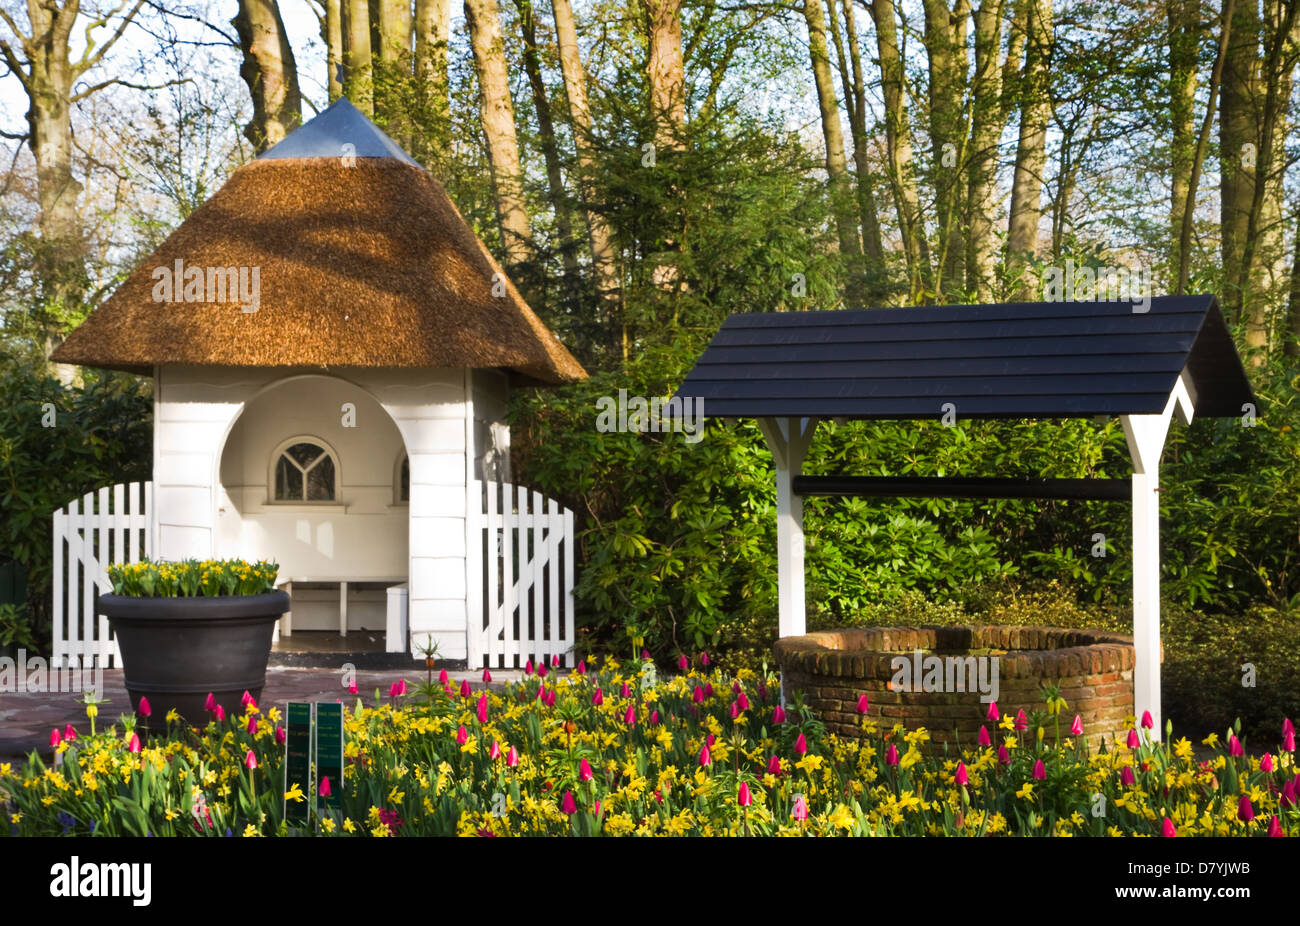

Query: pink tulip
left=244, top=750, right=257, bottom=770
left=738, top=782, right=752, bottom=806
left=623, top=704, right=636, bottom=725
left=692, top=686, right=704, bottom=704
left=551, top=654, right=560, bottom=668
left=1267, top=816, right=1283, bottom=837
left=641, top=649, right=651, bottom=660
left=1285, top=730, right=1296, bottom=752
left=319, top=776, right=331, bottom=798
left=538, top=663, right=548, bottom=678
left=579, top=758, right=594, bottom=782
left=578, top=660, right=587, bottom=675
left=792, top=794, right=809, bottom=821
left=482, top=668, right=493, bottom=684
left=477, top=692, right=488, bottom=724
left=1141, top=710, right=1153, bottom=730
left=1014, top=709, right=1028, bottom=732
left=732, top=680, right=743, bottom=695
left=794, top=732, right=807, bottom=755
left=1126, top=728, right=1140, bottom=749
left=1032, top=759, right=1046, bottom=781
left=247, top=716, right=257, bottom=736
left=678, top=654, right=688, bottom=672
left=439, top=669, right=449, bottom=684
left=985, top=701, right=999, bottom=722
left=347, top=682, right=358, bottom=695
left=525, top=659, right=534, bottom=676
left=63, top=725, right=76, bottom=742
left=856, top=693, right=869, bottom=714
left=456, top=725, right=468, bottom=746
left=241, top=690, right=253, bottom=707
left=701, top=652, right=710, bottom=667
left=704, top=682, right=714, bottom=698
left=955, top=762, right=968, bottom=786
left=729, top=701, right=739, bottom=719
left=489, top=740, right=501, bottom=760
left=620, top=682, right=631, bottom=698
left=275, top=726, right=286, bottom=745
left=649, top=710, right=659, bottom=726
left=214, top=704, right=225, bottom=722
left=1285, top=717, right=1296, bottom=737
left=707, top=732, right=715, bottom=747
left=204, top=693, right=217, bottom=712
left=1121, top=765, right=1135, bottom=786
left=1238, top=793, right=1255, bottom=822
left=1161, top=817, right=1177, bottom=837
left=49, top=729, right=61, bottom=748
left=772, top=705, right=786, bottom=724
left=396, top=679, right=407, bottom=696
left=758, top=682, right=768, bottom=701
left=768, top=755, right=781, bottom=776
left=1070, top=714, right=1083, bottom=737
left=1261, top=753, right=1274, bottom=772
left=997, top=745, right=1010, bottom=765
left=886, top=743, right=899, bottom=766
left=699, top=744, right=712, bottom=767
left=1280, top=780, right=1296, bottom=808
left=1229, top=734, right=1244, bottom=757
left=390, top=681, right=403, bottom=698
left=737, top=693, right=749, bottom=711
left=545, top=688, right=556, bottom=707
left=977, top=726, right=991, bottom=747
left=507, top=746, right=519, bottom=767
left=137, top=696, right=152, bottom=718
left=127, top=733, right=141, bottom=754
left=457, top=679, right=469, bottom=698
left=561, top=790, right=577, bottom=814
left=592, top=687, right=604, bottom=706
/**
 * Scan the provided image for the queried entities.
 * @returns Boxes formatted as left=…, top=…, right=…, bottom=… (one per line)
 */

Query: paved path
left=0, top=666, right=523, bottom=765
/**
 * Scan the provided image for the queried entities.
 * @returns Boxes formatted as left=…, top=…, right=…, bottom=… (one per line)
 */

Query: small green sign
left=284, top=702, right=313, bottom=825
left=316, top=702, right=344, bottom=814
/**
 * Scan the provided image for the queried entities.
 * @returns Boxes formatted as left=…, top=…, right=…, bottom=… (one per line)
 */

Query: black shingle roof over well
left=673, top=295, right=1254, bottom=420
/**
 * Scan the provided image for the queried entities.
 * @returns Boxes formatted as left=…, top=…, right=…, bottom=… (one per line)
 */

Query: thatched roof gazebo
left=50, top=99, right=586, bottom=668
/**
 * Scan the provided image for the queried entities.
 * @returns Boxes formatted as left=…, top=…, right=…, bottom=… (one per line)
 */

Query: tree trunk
left=1167, top=0, right=1197, bottom=288
left=644, top=0, right=686, bottom=151
left=804, top=0, right=863, bottom=303
left=373, top=0, right=411, bottom=131
left=552, top=0, right=623, bottom=351
left=922, top=0, right=970, bottom=300
left=343, top=0, right=374, bottom=113
left=414, top=0, right=452, bottom=165
left=1005, top=0, right=1051, bottom=299
left=1286, top=203, right=1300, bottom=358
left=325, top=0, right=345, bottom=102
left=1219, top=0, right=1258, bottom=325
left=233, top=0, right=304, bottom=152
left=966, top=0, right=1005, bottom=301
left=514, top=0, right=582, bottom=297
left=465, top=0, right=533, bottom=270
left=869, top=0, right=930, bottom=301
left=835, top=0, right=886, bottom=297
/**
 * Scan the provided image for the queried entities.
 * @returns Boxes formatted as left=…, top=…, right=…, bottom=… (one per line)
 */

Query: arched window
left=272, top=438, right=338, bottom=502
left=394, top=452, right=409, bottom=504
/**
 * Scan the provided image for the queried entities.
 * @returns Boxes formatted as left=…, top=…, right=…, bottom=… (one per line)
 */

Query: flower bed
left=1, top=656, right=1295, bottom=837
left=775, top=625, right=1137, bottom=752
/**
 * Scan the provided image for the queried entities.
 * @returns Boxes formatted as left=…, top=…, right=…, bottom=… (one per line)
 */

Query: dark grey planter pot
left=97, top=590, right=290, bottom=728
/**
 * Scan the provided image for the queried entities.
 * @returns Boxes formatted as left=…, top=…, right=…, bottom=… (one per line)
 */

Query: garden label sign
left=316, top=702, right=344, bottom=814
left=284, top=702, right=312, bottom=825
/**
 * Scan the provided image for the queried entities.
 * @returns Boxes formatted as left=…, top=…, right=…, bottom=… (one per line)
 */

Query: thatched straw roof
left=52, top=99, right=586, bottom=385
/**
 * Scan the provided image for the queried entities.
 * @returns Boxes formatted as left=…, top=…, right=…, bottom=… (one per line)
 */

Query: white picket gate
left=473, top=481, right=576, bottom=669
left=51, top=481, right=152, bottom=668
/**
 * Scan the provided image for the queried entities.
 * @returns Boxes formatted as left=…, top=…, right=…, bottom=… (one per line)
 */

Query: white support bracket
left=758, top=417, right=818, bottom=639
left=1118, top=370, right=1194, bottom=739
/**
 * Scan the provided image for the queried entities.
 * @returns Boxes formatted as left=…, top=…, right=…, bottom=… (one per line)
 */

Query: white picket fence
left=51, top=481, right=152, bottom=668
left=473, top=481, right=576, bottom=669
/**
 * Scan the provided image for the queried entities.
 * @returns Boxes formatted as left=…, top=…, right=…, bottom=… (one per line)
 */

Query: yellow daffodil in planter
left=99, top=559, right=287, bottom=729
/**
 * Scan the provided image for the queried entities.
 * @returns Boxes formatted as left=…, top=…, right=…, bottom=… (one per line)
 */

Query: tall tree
left=803, top=0, right=864, bottom=302
left=233, top=0, right=303, bottom=153
left=869, top=0, right=930, bottom=301
left=552, top=0, right=622, bottom=349
left=465, top=0, right=533, bottom=269
left=1167, top=0, right=1198, bottom=286
left=373, top=0, right=412, bottom=134
left=344, top=0, right=374, bottom=113
left=644, top=0, right=686, bottom=151
left=1219, top=0, right=1258, bottom=325
left=965, top=0, right=1005, bottom=300
left=922, top=0, right=971, bottom=300
left=414, top=0, right=452, bottom=161
left=323, top=0, right=345, bottom=102
left=1004, top=0, right=1051, bottom=298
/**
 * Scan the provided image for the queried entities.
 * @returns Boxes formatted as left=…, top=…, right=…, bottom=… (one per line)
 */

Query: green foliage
left=0, top=354, right=151, bottom=649
left=0, top=602, right=37, bottom=650
left=107, top=559, right=279, bottom=597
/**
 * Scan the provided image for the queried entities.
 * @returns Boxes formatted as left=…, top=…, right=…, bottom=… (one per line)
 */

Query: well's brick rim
left=772, top=625, right=1137, bottom=680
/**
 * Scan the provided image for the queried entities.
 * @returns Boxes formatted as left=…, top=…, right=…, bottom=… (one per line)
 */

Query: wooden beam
left=792, top=476, right=1130, bottom=501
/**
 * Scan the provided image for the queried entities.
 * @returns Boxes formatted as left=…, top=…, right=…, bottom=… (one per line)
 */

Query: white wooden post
left=1120, top=372, right=1195, bottom=739
left=758, top=417, right=817, bottom=639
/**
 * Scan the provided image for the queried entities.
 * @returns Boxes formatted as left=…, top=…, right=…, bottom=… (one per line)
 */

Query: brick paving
left=0, top=666, right=523, bottom=765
